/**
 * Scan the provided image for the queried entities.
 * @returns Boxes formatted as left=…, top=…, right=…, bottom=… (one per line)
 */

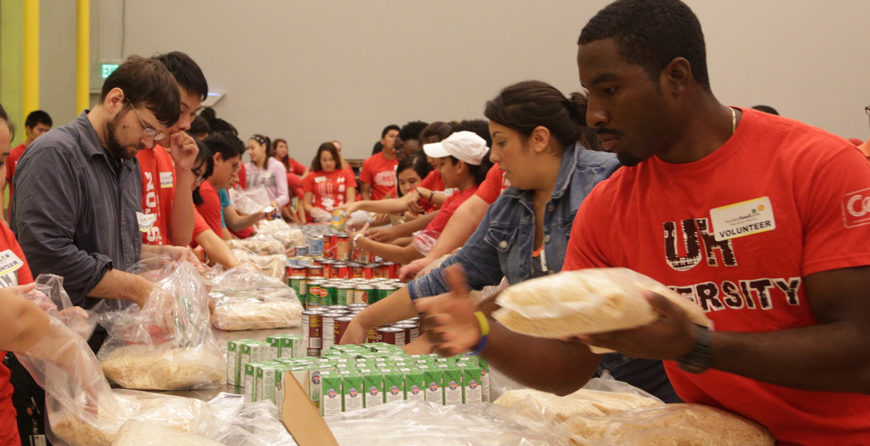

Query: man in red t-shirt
left=359, top=125, right=399, bottom=200
left=138, top=52, right=208, bottom=247
left=4, top=110, right=52, bottom=221
left=416, top=1, right=870, bottom=443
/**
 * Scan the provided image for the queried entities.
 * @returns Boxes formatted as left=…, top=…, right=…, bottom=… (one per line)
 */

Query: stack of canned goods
left=287, top=260, right=402, bottom=309
left=302, top=304, right=420, bottom=358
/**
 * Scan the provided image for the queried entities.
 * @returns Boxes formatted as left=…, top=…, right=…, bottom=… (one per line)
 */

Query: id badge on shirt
left=137, top=211, right=158, bottom=233
left=710, top=196, right=776, bottom=241
left=0, top=250, right=24, bottom=287
left=159, top=171, right=173, bottom=188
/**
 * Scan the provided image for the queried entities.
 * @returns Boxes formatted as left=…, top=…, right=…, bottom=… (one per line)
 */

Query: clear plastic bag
left=231, top=184, right=272, bottom=215
left=256, top=221, right=306, bottom=250
left=208, top=263, right=303, bottom=331
left=309, top=207, right=332, bottom=223
left=411, top=230, right=439, bottom=256
left=23, top=273, right=100, bottom=340
left=227, top=237, right=286, bottom=256
left=111, top=420, right=224, bottom=446
left=566, top=403, right=775, bottom=446
left=207, top=395, right=297, bottom=446
left=231, top=248, right=288, bottom=280
left=97, top=261, right=225, bottom=390
left=493, top=376, right=663, bottom=423
left=493, top=268, right=712, bottom=353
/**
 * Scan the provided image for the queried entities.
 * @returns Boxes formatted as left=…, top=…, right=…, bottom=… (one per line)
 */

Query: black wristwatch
left=678, top=325, right=712, bottom=374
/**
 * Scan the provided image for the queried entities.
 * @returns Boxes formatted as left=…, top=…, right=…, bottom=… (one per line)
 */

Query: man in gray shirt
left=11, top=55, right=187, bottom=311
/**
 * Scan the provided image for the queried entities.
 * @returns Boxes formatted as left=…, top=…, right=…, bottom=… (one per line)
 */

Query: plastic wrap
left=111, top=420, right=224, bottom=446
left=208, top=263, right=303, bottom=330
left=309, top=207, right=332, bottom=223
left=24, top=273, right=100, bottom=340
left=566, top=403, right=775, bottom=446
left=207, top=395, right=297, bottom=446
left=231, top=185, right=272, bottom=215
left=256, top=221, right=306, bottom=249
left=231, top=248, right=288, bottom=280
left=227, top=237, right=286, bottom=255
left=411, top=230, right=439, bottom=256
left=97, top=262, right=225, bottom=390
left=493, top=268, right=712, bottom=353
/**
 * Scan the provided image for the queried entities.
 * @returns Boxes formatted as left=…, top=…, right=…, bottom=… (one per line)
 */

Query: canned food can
left=356, top=285, right=375, bottom=304
left=374, top=263, right=390, bottom=279
left=382, top=262, right=398, bottom=279
left=307, top=265, right=324, bottom=278
left=296, top=245, right=309, bottom=256
left=308, top=236, right=324, bottom=256
left=289, top=275, right=308, bottom=299
left=327, top=234, right=339, bottom=259
left=363, top=263, right=377, bottom=280
left=335, top=234, right=351, bottom=261
left=335, top=285, right=353, bottom=306
left=323, top=234, right=335, bottom=259
left=367, top=326, right=379, bottom=343
left=393, top=323, right=419, bottom=342
left=307, top=280, right=324, bottom=308
left=376, top=327, right=406, bottom=346
left=320, top=260, right=334, bottom=279
left=302, top=311, right=323, bottom=349
left=321, top=312, right=345, bottom=350
left=354, top=246, right=372, bottom=264
left=335, top=316, right=354, bottom=345
left=307, top=348, right=321, bottom=357
left=333, top=262, right=350, bottom=279
left=375, top=284, right=398, bottom=304
left=350, top=263, right=365, bottom=279
left=348, top=303, right=369, bottom=310
left=320, top=283, right=335, bottom=306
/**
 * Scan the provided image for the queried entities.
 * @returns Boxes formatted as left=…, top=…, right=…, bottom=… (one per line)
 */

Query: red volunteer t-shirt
left=195, top=180, right=223, bottom=238
left=6, top=143, right=26, bottom=205
left=287, top=172, right=304, bottom=200
left=303, top=169, right=357, bottom=222
left=0, top=220, right=33, bottom=445
left=425, top=185, right=478, bottom=235
left=359, top=152, right=398, bottom=200
left=286, top=157, right=307, bottom=176
left=237, top=163, right=247, bottom=190
left=418, top=169, right=445, bottom=193
left=475, top=164, right=510, bottom=205
left=563, top=109, right=870, bottom=445
left=137, top=145, right=175, bottom=245
left=191, top=208, right=210, bottom=242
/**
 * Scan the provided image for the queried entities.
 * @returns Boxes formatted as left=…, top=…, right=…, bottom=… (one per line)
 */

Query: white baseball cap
left=423, top=131, right=488, bottom=166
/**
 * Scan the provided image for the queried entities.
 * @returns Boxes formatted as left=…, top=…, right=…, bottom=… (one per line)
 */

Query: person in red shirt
left=351, top=131, right=491, bottom=265
left=336, top=153, right=433, bottom=223
left=272, top=138, right=306, bottom=223
left=137, top=52, right=207, bottom=247
left=302, top=142, right=357, bottom=223
left=416, top=1, right=870, bottom=443
left=195, top=132, right=243, bottom=237
left=187, top=139, right=240, bottom=269
left=3, top=110, right=52, bottom=222
left=359, top=125, right=399, bottom=200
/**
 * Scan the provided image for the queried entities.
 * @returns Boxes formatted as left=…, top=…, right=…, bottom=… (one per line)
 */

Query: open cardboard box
left=281, top=372, right=339, bottom=446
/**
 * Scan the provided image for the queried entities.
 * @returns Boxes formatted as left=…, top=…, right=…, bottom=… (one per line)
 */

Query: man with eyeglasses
left=10, top=55, right=183, bottom=328
left=137, top=52, right=207, bottom=249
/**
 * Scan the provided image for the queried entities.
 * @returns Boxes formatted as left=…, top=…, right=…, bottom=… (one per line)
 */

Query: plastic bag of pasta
left=111, top=420, right=224, bottom=446
left=493, top=268, right=712, bottom=353
left=208, top=263, right=303, bottom=331
left=97, top=261, right=225, bottom=390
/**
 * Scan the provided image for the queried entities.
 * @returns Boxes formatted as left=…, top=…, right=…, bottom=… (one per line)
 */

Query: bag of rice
left=208, top=263, right=303, bottom=331
left=492, top=268, right=711, bottom=353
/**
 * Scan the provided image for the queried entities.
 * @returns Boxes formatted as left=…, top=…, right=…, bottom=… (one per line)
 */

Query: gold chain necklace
left=731, top=107, right=737, bottom=134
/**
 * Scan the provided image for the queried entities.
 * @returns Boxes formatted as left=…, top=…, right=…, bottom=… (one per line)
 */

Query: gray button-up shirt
left=10, top=111, right=142, bottom=307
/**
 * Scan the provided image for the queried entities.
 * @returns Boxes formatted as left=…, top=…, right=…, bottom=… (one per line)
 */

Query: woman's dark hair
left=395, top=152, right=432, bottom=197
left=192, top=138, right=213, bottom=206
left=249, top=134, right=273, bottom=167
left=311, top=142, right=341, bottom=172
left=203, top=131, right=243, bottom=161
left=420, top=122, right=453, bottom=144
left=272, top=138, right=290, bottom=171
left=200, top=107, right=238, bottom=136
left=100, top=55, right=180, bottom=126
left=484, top=80, right=600, bottom=152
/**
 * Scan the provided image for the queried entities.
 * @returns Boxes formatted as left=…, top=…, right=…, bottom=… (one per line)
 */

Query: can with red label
left=328, top=234, right=340, bottom=259
left=367, top=326, right=379, bottom=343
left=320, top=260, right=334, bottom=279
left=354, top=246, right=372, bottom=264
left=332, top=262, right=350, bottom=280
left=334, top=316, right=354, bottom=345
left=302, top=310, right=324, bottom=350
left=393, top=323, right=419, bottom=343
left=335, top=234, right=351, bottom=261
left=290, top=265, right=308, bottom=277
left=307, top=265, right=324, bottom=279
left=376, top=327, right=406, bottom=347
left=349, top=262, right=365, bottom=279
left=363, top=263, right=377, bottom=279
left=323, top=235, right=335, bottom=259
left=382, top=262, right=398, bottom=279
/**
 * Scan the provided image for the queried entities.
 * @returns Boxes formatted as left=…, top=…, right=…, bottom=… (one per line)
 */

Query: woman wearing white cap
left=349, top=131, right=492, bottom=264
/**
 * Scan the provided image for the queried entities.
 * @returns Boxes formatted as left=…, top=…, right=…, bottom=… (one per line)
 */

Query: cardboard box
left=280, top=371, right=339, bottom=446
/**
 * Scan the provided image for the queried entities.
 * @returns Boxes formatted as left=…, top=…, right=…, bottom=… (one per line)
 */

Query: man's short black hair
left=153, top=51, right=209, bottom=101
left=578, top=0, right=711, bottom=92
left=381, top=125, right=400, bottom=139
left=189, top=115, right=210, bottom=136
left=751, top=105, right=779, bottom=116
left=399, top=121, right=429, bottom=142
left=24, top=110, right=52, bottom=129
left=203, top=131, right=243, bottom=160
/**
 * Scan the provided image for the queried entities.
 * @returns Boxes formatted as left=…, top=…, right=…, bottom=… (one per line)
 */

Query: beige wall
left=38, top=0, right=870, bottom=161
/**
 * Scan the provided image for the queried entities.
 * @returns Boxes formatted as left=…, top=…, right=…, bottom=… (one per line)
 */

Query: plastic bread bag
left=227, top=236, right=286, bottom=256
left=322, top=400, right=569, bottom=446
left=255, top=221, right=306, bottom=250
left=97, top=261, right=225, bottom=390
left=208, top=263, right=303, bottom=331
left=111, top=420, right=224, bottom=446
left=230, top=184, right=272, bottom=215
left=492, top=268, right=712, bottom=353
left=230, top=248, right=288, bottom=280
left=566, top=403, right=775, bottom=446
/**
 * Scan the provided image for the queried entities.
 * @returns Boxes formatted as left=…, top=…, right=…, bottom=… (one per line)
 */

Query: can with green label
left=307, top=280, right=324, bottom=308
left=334, top=285, right=352, bottom=306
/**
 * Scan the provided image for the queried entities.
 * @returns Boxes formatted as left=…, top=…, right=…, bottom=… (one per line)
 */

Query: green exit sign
left=101, top=63, right=120, bottom=79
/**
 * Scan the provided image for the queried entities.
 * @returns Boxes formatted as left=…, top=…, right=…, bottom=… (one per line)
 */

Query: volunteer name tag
left=315, top=176, right=326, bottom=184
left=710, top=196, right=776, bottom=241
left=0, top=250, right=24, bottom=278
left=159, top=171, right=173, bottom=188
left=137, top=212, right=158, bottom=232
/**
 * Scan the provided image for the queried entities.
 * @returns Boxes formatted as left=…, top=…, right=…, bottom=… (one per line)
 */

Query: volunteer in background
left=137, top=51, right=208, bottom=248
left=4, top=110, right=53, bottom=221
left=336, top=152, right=432, bottom=224
left=246, top=134, right=290, bottom=213
left=189, top=138, right=240, bottom=269
left=272, top=138, right=305, bottom=223
left=197, top=131, right=246, bottom=237
left=360, top=125, right=400, bottom=200
left=418, top=1, right=870, bottom=443
left=302, top=142, right=357, bottom=222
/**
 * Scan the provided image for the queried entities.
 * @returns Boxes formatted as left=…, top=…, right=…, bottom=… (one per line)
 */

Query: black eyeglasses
left=865, top=106, right=870, bottom=116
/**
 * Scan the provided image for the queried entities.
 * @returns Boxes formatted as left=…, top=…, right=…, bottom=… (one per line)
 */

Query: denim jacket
left=408, top=142, right=620, bottom=299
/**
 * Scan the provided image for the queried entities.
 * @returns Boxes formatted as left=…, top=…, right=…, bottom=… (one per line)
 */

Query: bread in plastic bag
left=208, top=263, right=303, bottom=330
left=98, top=261, right=225, bottom=390
left=566, top=403, right=775, bottom=446
left=231, top=248, right=287, bottom=280
left=227, top=237, right=286, bottom=256
left=493, top=268, right=711, bottom=353
left=230, top=184, right=271, bottom=215
left=494, top=378, right=662, bottom=422
left=111, top=420, right=224, bottom=446
left=256, top=220, right=306, bottom=249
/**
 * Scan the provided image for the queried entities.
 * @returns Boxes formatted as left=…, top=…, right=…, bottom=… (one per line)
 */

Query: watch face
left=679, top=361, right=708, bottom=374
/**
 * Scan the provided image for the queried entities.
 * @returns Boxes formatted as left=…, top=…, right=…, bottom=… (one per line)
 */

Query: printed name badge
left=159, top=172, right=173, bottom=188
left=0, top=250, right=24, bottom=278
left=710, top=196, right=776, bottom=242
left=315, top=176, right=326, bottom=184
left=137, top=212, right=158, bottom=232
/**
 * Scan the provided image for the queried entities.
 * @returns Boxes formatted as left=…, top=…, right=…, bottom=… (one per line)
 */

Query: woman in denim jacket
left=343, top=81, right=679, bottom=401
